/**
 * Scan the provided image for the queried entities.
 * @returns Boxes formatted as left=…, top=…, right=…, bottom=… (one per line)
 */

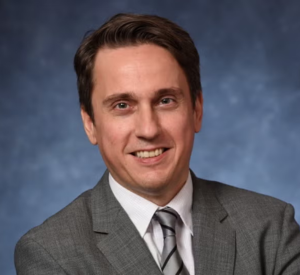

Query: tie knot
left=155, top=207, right=178, bottom=237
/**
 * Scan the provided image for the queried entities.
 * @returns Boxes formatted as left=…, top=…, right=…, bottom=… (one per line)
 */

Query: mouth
left=131, top=148, right=169, bottom=159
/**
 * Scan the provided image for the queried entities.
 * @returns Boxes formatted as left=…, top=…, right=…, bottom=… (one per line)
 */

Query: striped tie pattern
left=154, top=207, right=189, bottom=275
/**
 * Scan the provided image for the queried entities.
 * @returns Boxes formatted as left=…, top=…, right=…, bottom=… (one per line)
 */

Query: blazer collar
left=91, top=170, right=236, bottom=275
left=191, top=171, right=236, bottom=275
left=91, top=170, right=161, bottom=275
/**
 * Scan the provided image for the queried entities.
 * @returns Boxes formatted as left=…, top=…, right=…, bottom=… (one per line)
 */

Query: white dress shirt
left=109, top=172, right=195, bottom=275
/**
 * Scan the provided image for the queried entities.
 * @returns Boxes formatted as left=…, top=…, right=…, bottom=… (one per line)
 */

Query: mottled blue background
left=1, top=0, right=300, bottom=274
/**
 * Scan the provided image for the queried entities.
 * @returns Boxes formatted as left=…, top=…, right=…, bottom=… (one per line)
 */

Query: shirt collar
left=109, top=172, right=193, bottom=237
left=163, top=172, right=193, bottom=236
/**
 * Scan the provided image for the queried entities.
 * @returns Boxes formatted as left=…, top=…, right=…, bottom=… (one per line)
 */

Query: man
left=15, top=13, right=300, bottom=274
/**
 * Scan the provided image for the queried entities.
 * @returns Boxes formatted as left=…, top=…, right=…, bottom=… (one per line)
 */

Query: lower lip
left=132, top=150, right=168, bottom=165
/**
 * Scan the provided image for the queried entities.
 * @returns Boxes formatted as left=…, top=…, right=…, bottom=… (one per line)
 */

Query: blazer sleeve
left=15, top=237, right=67, bottom=275
left=274, top=203, right=300, bottom=274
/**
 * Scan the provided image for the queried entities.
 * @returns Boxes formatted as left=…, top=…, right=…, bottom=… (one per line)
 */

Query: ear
left=80, top=107, right=98, bottom=145
left=193, top=92, right=203, bottom=133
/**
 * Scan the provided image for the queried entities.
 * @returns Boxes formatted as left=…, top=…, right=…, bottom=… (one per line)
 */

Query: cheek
left=98, top=118, right=129, bottom=147
left=165, top=108, right=194, bottom=129
left=162, top=111, right=195, bottom=141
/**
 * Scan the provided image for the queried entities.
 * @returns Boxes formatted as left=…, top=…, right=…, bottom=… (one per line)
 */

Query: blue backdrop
left=1, top=0, right=299, bottom=274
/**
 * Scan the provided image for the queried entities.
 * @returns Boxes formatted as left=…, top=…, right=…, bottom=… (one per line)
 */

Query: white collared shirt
left=109, top=172, right=195, bottom=275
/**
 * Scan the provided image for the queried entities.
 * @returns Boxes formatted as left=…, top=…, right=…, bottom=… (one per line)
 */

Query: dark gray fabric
left=14, top=170, right=300, bottom=274
left=155, top=207, right=189, bottom=275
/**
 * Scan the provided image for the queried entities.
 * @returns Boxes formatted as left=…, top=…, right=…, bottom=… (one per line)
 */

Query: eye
left=160, top=98, right=174, bottom=105
left=115, top=102, right=129, bottom=109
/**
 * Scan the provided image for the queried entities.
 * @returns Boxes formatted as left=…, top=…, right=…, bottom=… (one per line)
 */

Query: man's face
left=81, top=44, right=203, bottom=205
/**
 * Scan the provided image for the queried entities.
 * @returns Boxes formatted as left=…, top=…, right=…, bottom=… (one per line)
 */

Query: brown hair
left=74, top=13, right=202, bottom=122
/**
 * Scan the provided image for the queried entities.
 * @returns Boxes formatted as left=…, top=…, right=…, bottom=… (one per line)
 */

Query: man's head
left=75, top=13, right=203, bottom=205
left=74, top=13, right=202, bottom=122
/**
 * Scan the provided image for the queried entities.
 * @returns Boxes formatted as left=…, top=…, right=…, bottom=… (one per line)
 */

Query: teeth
left=135, top=148, right=164, bottom=158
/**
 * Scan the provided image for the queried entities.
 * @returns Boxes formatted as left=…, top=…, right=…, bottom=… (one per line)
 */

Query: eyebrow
left=102, top=92, right=137, bottom=107
left=102, top=87, right=184, bottom=107
left=155, top=87, right=184, bottom=99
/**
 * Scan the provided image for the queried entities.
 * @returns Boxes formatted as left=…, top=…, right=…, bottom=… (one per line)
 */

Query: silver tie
left=154, top=207, right=189, bottom=275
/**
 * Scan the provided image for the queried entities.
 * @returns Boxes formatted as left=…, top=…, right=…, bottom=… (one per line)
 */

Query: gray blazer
left=15, top=170, right=300, bottom=274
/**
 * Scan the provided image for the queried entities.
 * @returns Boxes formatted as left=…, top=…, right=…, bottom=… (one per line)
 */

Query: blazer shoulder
left=195, top=177, right=289, bottom=226
left=212, top=179, right=286, bottom=208
left=193, top=178, right=300, bottom=273
left=16, top=188, right=94, bottom=249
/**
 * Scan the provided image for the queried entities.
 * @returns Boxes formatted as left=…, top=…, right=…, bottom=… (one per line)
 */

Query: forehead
left=94, top=43, right=178, bottom=69
left=92, top=44, right=189, bottom=98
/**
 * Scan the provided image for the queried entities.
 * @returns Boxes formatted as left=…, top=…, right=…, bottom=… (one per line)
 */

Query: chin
left=133, top=175, right=171, bottom=193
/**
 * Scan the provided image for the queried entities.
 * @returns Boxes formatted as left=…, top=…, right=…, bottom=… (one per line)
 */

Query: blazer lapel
left=91, top=171, right=162, bottom=275
left=191, top=172, right=236, bottom=275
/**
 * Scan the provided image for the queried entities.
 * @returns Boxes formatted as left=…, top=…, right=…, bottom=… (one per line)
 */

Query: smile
left=133, top=148, right=167, bottom=158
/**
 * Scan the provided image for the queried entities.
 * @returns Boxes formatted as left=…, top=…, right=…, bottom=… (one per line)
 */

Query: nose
left=135, top=105, right=161, bottom=140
